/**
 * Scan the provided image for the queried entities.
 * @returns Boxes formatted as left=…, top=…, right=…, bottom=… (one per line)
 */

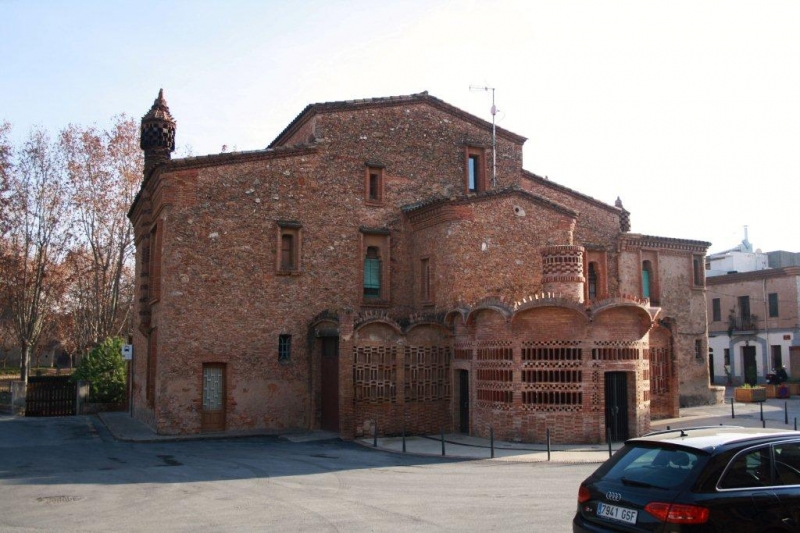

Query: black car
left=573, top=426, right=800, bottom=532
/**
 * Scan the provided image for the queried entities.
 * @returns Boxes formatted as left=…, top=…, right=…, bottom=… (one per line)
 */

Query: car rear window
left=597, top=445, right=701, bottom=489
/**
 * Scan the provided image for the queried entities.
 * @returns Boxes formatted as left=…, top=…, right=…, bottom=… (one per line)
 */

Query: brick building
left=128, top=90, right=717, bottom=443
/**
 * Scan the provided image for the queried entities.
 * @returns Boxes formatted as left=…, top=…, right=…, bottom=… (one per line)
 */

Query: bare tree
left=0, top=122, right=12, bottom=235
left=60, top=116, right=141, bottom=348
left=0, top=127, right=72, bottom=384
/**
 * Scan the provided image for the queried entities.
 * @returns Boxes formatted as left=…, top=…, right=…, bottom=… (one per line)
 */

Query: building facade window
left=363, top=246, right=381, bottom=299
left=712, top=298, right=721, bottom=322
left=692, top=255, right=704, bottom=287
left=768, top=292, right=779, bottom=317
left=360, top=229, right=390, bottom=304
left=588, top=262, right=598, bottom=300
left=420, top=257, right=433, bottom=304
left=276, top=221, right=302, bottom=274
left=738, top=295, right=751, bottom=323
left=365, top=164, right=384, bottom=205
left=465, top=146, right=486, bottom=193
left=149, top=224, right=162, bottom=301
left=642, top=260, right=652, bottom=299
left=278, top=334, right=291, bottom=362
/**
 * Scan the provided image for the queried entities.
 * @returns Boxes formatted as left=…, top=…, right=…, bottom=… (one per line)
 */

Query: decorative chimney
left=541, top=245, right=586, bottom=303
left=140, top=89, right=176, bottom=177
left=615, top=197, right=630, bottom=233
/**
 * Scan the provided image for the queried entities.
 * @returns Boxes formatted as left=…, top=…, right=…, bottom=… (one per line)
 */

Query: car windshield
left=597, top=445, right=702, bottom=489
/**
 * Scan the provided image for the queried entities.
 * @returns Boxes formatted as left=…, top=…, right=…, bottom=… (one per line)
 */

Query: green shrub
left=72, top=337, right=127, bottom=403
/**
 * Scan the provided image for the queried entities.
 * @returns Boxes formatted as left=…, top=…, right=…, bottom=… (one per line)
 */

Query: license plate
left=597, top=502, right=638, bottom=525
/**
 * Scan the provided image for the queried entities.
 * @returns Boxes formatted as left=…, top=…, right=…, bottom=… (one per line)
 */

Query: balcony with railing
left=728, top=314, right=758, bottom=334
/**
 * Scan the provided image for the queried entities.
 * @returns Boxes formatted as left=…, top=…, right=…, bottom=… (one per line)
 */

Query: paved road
left=0, top=415, right=593, bottom=532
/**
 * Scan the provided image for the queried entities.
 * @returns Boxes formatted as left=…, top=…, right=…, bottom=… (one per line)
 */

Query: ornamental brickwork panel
left=521, top=341, right=584, bottom=412
left=404, top=346, right=450, bottom=402
left=475, top=341, right=514, bottom=410
left=353, top=346, right=397, bottom=403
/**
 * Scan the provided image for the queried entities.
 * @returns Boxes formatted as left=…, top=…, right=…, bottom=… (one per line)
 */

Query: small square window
left=712, top=298, right=721, bottom=322
left=278, top=334, right=291, bottom=362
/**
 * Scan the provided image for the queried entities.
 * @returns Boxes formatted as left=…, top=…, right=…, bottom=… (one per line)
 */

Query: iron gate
left=25, top=375, right=77, bottom=417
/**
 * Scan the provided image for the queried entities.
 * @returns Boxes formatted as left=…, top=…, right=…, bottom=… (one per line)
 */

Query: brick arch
left=444, top=308, right=468, bottom=327
left=591, top=306, right=653, bottom=341
left=466, top=306, right=511, bottom=325
left=353, top=320, right=403, bottom=342
left=469, top=308, right=509, bottom=342
left=405, top=322, right=450, bottom=343
left=511, top=306, right=589, bottom=341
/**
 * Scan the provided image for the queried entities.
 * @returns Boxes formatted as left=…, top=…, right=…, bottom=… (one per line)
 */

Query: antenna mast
left=469, top=85, right=497, bottom=188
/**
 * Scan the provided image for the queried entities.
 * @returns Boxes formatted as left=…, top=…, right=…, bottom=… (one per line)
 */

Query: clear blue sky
left=2, top=0, right=798, bottom=253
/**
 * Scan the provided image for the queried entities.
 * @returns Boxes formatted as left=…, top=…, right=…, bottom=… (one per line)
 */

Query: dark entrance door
left=459, top=370, right=469, bottom=433
left=201, top=363, right=226, bottom=432
left=743, top=346, right=758, bottom=386
left=604, top=372, right=629, bottom=442
left=320, top=337, right=339, bottom=432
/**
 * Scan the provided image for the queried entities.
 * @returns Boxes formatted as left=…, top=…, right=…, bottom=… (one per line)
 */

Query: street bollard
left=762, top=419, right=766, bottom=428
left=731, top=398, right=735, bottom=419
left=490, top=426, right=495, bottom=459
left=441, top=427, right=445, bottom=456
left=547, top=428, right=551, bottom=462
left=760, top=402, right=764, bottom=422
left=373, top=420, right=378, bottom=448
left=607, top=427, right=613, bottom=459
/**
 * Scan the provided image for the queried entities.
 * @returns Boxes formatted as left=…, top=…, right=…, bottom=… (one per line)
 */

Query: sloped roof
left=401, top=185, right=578, bottom=219
left=521, top=170, right=619, bottom=215
left=268, top=91, right=528, bottom=148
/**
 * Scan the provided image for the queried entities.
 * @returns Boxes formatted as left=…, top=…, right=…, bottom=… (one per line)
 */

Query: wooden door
left=201, top=363, right=226, bottom=432
left=320, top=337, right=339, bottom=432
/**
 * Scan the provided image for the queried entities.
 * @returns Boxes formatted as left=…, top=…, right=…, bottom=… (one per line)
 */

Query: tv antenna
left=469, top=85, right=497, bottom=188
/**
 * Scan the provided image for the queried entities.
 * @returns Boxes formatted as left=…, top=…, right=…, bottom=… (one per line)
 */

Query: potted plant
left=734, top=383, right=767, bottom=402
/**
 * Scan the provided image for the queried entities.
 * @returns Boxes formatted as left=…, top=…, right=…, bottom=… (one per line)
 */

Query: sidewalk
left=98, top=389, right=800, bottom=464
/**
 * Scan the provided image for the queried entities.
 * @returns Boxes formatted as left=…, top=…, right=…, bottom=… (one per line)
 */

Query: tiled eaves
left=521, top=170, right=620, bottom=215
left=401, top=185, right=579, bottom=220
left=620, top=233, right=712, bottom=253
left=268, top=91, right=528, bottom=148
left=166, top=143, right=318, bottom=170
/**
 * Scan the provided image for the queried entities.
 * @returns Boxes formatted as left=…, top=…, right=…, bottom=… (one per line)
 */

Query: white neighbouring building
left=706, top=242, right=800, bottom=385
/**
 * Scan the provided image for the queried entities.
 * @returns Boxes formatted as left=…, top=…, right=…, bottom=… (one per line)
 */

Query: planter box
left=788, top=383, right=800, bottom=396
left=734, top=387, right=767, bottom=402
left=765, top=384, right=778, bottom=398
